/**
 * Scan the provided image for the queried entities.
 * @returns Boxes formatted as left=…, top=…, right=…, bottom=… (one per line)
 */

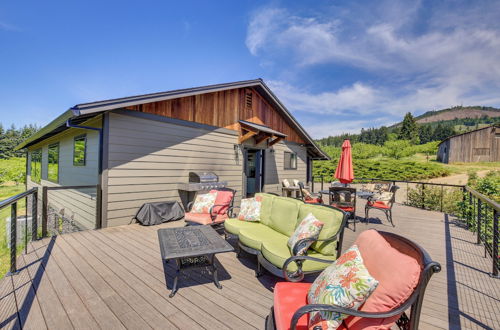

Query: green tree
left=398, top=112, right=420, bottom=144
left=419, top=125, right=433, bottom=144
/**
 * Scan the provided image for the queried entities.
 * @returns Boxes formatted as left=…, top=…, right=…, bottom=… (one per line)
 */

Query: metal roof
left=437, top=124, right=499, bottom=146
left=238, top=120, right=287, bottom=138
left=16, top=79, right=329, bottom=159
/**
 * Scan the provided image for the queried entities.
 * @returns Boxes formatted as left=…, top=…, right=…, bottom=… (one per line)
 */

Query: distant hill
left=391, top=106, right=500, bottom=127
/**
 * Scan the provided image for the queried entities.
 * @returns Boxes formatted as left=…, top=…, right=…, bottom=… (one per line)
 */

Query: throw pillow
left=293, top=179, right=300, bottom=186
left=287, top=213, right=324, bottom=256
left=373, top=192, right=393, bottom=206
left=238, top=196, right=262, bottom=221
left=307, top=245, right=379, bottom=329
left=191, top=191, right=217, bottom=214
left=282, top=179, right=291, bottom=187
left=210, top=189, right=234, bottom=214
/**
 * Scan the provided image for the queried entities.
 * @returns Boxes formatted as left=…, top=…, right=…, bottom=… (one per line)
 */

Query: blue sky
left=1, top=0, right=500, bottom=138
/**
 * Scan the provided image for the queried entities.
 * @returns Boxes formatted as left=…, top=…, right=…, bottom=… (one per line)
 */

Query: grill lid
left=189, top=171, right=219, bottom=183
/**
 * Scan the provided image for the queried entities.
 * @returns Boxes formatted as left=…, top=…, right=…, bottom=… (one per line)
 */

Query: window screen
left=48, top=143, right=59, bottom=183
left=30, top=149, right=42, bottom=183
left=284, top=151, right=297, bottom=170
left=73, top=135, right=86, bottom=166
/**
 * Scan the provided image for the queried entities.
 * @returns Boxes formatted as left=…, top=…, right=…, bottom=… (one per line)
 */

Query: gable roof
left=438, top=124, right=499, bottom=146
left=16, top=79, right=329, bottom=159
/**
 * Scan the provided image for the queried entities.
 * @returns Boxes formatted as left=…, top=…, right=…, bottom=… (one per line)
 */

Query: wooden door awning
left=238, top=120, right=287, bottom=145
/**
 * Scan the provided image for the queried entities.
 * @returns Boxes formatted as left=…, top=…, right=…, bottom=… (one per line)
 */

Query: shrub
left=407, top=185, right=462, bottom=214
left=0, top=158, right=25, bottom=185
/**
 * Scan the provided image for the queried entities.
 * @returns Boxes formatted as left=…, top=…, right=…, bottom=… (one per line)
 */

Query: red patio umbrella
left=334, top=139, right=354, bottom=184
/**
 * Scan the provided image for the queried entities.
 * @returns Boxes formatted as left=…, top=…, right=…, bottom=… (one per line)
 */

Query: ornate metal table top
left=158, top=226, right=234, bottom=260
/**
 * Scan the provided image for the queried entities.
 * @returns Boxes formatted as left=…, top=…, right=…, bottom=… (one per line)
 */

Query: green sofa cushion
left=225, top=218, right=261, bottom=235
left=298, top=204, right=344, bottom=256
left=268, top=197, right=302, bottom=236
left=261, top=240, right=337, bottom=272
left=255, top=193, right=275, bottom=226
left=239, top=224, right=287, bottom=250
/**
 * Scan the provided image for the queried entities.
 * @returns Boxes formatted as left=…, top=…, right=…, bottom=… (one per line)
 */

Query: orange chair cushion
left=184, top=212, right=228, bottom=225
left=210, top=190, right=234, bottom=214
left=305, top=198, right=322, bottom=204
left=344, top=229, right=421, bottom=329
left=367, top=201, right=390, bottom=209
left=331, top=203, right=355, bottom=212
left=274, top=282, right=311, bottom=330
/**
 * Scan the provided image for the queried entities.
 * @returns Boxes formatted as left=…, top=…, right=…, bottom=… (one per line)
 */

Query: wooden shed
left=16, top=79, right=328, bottom=228
left=436, top=125, right=500, bottom=163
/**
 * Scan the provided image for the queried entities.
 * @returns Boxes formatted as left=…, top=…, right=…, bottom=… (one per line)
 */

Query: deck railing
left=311, top=175, right=499, bottom=277
left=1, top=184, right=101, bottom=275
left=0, top=187, right=38, bottom=275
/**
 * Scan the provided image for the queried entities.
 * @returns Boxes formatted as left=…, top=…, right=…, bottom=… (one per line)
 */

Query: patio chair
left=184, top=188, right=236, bottom=227
left=365, top=185, right=399, bottom=227
left=329, top=186, right=357, bottom=231
left=297, top=182, right=323, bottom=204
left=266, top=230, right=441, bottom=330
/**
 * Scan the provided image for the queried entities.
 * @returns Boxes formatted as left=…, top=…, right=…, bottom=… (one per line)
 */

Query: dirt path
left=428, top=170, right=490, bottom=185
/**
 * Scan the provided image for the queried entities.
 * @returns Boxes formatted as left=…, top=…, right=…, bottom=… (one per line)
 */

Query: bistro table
left=319, top=189, right=374, bottom=199
left=157, top=226, right=234, bottom=297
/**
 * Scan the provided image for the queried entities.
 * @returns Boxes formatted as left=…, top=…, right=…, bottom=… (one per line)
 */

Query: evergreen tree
left=398, top=112, right=420, bottom=144
left=418, top=125, right=433, bottom=144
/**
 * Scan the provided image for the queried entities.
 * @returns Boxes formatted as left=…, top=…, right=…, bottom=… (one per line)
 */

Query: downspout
left=66, top=118, right=104, bottom=229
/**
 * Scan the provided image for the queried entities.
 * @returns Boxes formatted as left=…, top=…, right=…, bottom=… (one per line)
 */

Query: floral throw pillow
left=307, top=245, right=379, bottom=329
left=190, top=191, right=217, bottom=214
left=238, top=196, right=262, bottom=221
left=287, top=213, right=324, bottom=255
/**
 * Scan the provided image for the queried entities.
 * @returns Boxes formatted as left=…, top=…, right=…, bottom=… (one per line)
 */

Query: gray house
left=16, top=79, right=328, bottom=229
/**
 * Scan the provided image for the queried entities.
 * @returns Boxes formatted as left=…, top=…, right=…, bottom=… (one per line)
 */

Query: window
left=48, top=143, right=59, bottom=183
left=73, top=134, right=86, bottom=166
left=30, top=149, right=42, bottom=183
left=284, top=151, right=297, bottom=170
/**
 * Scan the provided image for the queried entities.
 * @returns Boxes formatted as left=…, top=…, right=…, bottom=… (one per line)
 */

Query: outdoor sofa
left=224, top=193, right=348, bottom=279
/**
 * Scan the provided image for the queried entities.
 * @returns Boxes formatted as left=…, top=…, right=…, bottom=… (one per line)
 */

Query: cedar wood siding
left=26, top=116, right=101, bottom=230
left=104, top=112, right=309, bottom=227
left=437, top=126, right=500, bottom=163
left=125, top=87, right=306, bottom=144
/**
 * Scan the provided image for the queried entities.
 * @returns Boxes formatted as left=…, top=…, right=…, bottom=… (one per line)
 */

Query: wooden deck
left=1, top=203, right=499, bottom=329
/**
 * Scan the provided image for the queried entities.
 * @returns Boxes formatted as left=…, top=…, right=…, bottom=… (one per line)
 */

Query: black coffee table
left=157, top=226, right=234, bottom=297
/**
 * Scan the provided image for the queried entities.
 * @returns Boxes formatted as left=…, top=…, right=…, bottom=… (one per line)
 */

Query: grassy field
left=0, top=184, right=26, bottom=278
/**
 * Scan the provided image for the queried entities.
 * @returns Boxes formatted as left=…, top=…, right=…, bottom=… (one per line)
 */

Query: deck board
left=0, top=202, right=499, bottom=329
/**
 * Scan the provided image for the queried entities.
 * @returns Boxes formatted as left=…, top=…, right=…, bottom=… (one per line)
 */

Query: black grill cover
left=135, top=201, right=184, bottom=226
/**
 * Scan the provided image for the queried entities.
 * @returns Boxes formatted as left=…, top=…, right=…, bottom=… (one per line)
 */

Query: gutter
left=66, top=118, right=104, bottom=228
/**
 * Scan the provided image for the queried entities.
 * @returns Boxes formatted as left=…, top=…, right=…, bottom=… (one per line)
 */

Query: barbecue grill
left=177, top=171, right=228, bottom=210
left=177, top=171, right=228, bottom=192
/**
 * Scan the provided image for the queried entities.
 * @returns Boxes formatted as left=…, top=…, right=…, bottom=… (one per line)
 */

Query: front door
left=245, top=149, right=264, bottom=197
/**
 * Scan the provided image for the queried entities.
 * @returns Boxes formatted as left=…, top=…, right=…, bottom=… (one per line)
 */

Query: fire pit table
left=157, top=226, right=234, bottom=297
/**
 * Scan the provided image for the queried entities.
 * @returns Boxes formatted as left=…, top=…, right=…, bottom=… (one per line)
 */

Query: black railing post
left=9, top=202, right=17, bottom=275
left=468, top=191, right=473, bottom=227
left=311, top=176, right=315, bottom=193
left=477, top=199, right=482, bottom=245
left=421, top=184, right=425, bottom=209
left=406, top=182, right=409, bottom=205
left=32, top=189, right=38, bottom=241
left=96, top=184, right=102, bottom=229
left=321, top=176, right=324, bottom=191
left=492, top=209, right=498, bottom=278
left=42, top=186, right=48, bottom=237
left=24, top=195, right=28, bottom=254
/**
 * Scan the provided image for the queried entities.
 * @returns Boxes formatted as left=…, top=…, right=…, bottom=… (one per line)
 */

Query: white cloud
left=247, top=1, right=500, bottom=133
left=0, top=20, right=19, bottom=31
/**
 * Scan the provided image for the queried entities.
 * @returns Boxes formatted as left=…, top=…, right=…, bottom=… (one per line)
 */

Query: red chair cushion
left=367, top=201, right=390, bottom=209
left=305, top=198, right=322, bottom=204
left=344, top=230, right=421, bottom=329
left=184, top=212, right=228, bottom=225
left=210, top=190, right=234, bottom=214
left=331, top=204, right=355, bottom=212
left=274, top=282, right=311, bottom=330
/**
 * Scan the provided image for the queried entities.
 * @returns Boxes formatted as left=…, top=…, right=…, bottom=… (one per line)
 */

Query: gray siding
left=27, top=117, right=101, bottom=230
left=105, top=112, right=243, bottom=227
left=263, top=142, right=308, bottom=194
